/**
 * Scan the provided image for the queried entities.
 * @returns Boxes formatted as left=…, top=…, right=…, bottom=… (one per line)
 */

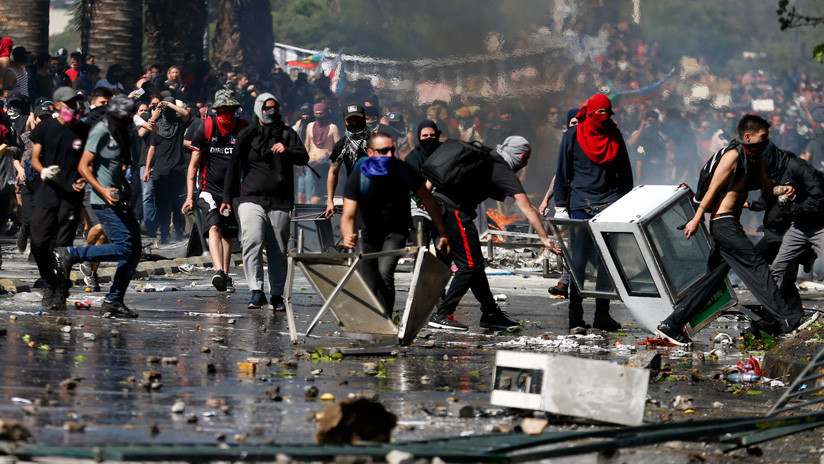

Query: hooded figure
left=496, top=135, right=531, bottom=173
left=156, top=96, right=180, bottom=139
left=575, top=93, right=623, bottom=164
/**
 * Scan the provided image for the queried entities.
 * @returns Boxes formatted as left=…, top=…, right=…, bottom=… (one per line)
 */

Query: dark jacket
left=223, top=122, right=309, bottom=210
left=761, top=145, right=824, bottom=230
left=554, top=128, right=633, bottom=212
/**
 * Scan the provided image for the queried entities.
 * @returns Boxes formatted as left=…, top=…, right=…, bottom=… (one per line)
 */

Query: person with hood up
left=428, top=135, right=556, bottom=331
left=339, top=132, right=449, bottom=315
left=403, top=120, right=444, bottom=256
left=54, top=95, right=141, bottom=318
left=554, top=94, right=633, bottom=333
left=220, top=93, right=308, bottom=311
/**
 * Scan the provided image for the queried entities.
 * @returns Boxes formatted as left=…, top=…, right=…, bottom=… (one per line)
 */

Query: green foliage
left=741, top=331, right=778, bottom=353
left=310, top=348, right=343, bottom=362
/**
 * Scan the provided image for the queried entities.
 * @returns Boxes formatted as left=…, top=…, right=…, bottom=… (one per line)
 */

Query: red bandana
left=575, top=93, right=621, bottom=164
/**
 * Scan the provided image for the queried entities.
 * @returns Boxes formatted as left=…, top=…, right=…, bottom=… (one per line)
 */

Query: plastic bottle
left=716, top=372, right=761, bottom=383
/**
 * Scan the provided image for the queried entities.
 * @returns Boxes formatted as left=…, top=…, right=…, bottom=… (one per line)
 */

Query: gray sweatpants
left=237, top=203, right=291, bottom=296
left=772, top=223, right=824, bottom=309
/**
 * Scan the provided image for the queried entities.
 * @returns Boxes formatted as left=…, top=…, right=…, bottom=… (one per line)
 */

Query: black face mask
left=420, top=138, right=440, bottom=154
left=743, top=138, right=769, bottom=152
left=346, top=120, right=366, bottom=133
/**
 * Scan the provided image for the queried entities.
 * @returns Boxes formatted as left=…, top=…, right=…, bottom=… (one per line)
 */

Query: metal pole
left=297, top=229, right=305, bottom=253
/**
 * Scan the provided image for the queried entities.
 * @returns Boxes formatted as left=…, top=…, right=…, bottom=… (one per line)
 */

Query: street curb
left=0, top=278, right=30, bottom=293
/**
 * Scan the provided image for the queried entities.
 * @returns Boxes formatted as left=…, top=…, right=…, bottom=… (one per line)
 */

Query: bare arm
left=512, top=192, right=553, bottom=250
left=684, top=150, right=738, bottom=238
left=78, top=149, right=116, bottom=206
left=31, top=143, right=44, bottom=174
left=142, top=145, right=155, bottom=182
left=182, top=149, right=202, bottom=213
left=325, top=163, right=341, bottom=217
left=414, top=184, right=450, bottom=255
left=340, top=198, right=358, bottom=248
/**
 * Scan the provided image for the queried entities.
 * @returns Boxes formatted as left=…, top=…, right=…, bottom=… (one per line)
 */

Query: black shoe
left=100, top=300, right=138, bottom=318
left=480, top=310, right=519, bottom=329
left=742, top=319, right=782, bottom=338
left=224, top=277, right=235, bottom=293
left=593, top=313, right=622, bottom=332
left=270, top=294, right=285, bottom=312
left=53, top=247, right=76, bottom=285
left=211, top=270, right=227, bottom=292
left=428, top=311, right=468, bottom=331
left=247, top=290, right=267, bottom=309
left=84, top=272, right=101, bottom=292
left=16, top=229, right=27, bottom=253
left=548, top=281, right=568, bottom=298
left=655, top=322, right=692, bottom=346
left=42, top=287, right=66, bottom=311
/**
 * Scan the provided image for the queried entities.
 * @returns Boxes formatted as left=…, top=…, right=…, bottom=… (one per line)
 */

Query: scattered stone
left=220, top=405, right=231, bottom=415
left=60, top=325, right=72, bottom=333
left=233, top=433, right=248, bottom=443
left=54, top=348, right=66, bottom=354
left=110, top=329, right=120, bottom=337
left=171, top=400, right=186, bottom=413
left=712, top=401, right=725, bottom=408
left=362, top=362, right=379, bottom=376
left=279, top=360, right=298, bottom=370
left=149, top=423, right=160, bottom=436
left=212, top=337, right=225, bottom=343
left=161, top=357, right=179, bottom=365
left=228, top=319, right=235, bottom=324
left=443, top=354, right=449, bottom=361
left=692, top=351, right=705, bottom=371
left=215, top=432, right=226, bottom=442
left=63, top=421, right=85, bottom=433
left=386, top=450, right=415, bottom=464
left=59, top=378, right=78, bottom=392
left=200, top=347, right=211, bottom=353
left=450, top=404, right=475, bottom=418
left=21, top=405, right=37, bottom=415
left=628, top=351, right=661, bottom=377
left=146, top=356, right=161, bottom=364
left=150, top=381, right=162, bottom=390
left=185, top=413, right=198, bottom=424
left=247, top=357, right=271, bottom=366
left=265, top=386, right=282, bottom=401
left=673, top=395, right=694, bottom=411
left=569, top=327, right=588, bottom=335
left=314, top=396, right=397, bottom=444
left=304, top=386, right=319, bottom=400
left=311, top=369, right=323, bottom=376
left=82, top=332, right=96, bottom=341
left=54, top=316, right=70, bottom=325
left=521, top=417, right=549, bottom=435
left=202, top=363, right=216, bottom=374
left=0, top=419, right=32, bottom=441
left=420, top=376, right=430, bottom=384
left=143, top=371, right=161, bottom=382
left=10, top=315, right=16, bottom=321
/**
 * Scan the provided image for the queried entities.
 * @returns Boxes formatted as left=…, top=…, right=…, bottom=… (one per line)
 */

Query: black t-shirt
left=344, top=157, right=423, bottom=240
left=435, top=156, right=525, bottom=214
left=189, top=117, right=247, bottom=195
left=29, top=118, right=89, bottom=208
left=150, top=127, right=186, bottom=176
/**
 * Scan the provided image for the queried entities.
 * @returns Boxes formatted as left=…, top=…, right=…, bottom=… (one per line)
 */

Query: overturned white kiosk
left=547, top=184, right=737, bottom=336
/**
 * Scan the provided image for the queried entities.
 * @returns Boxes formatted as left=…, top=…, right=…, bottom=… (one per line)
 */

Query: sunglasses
left=374, top=146, right=395, bottom=155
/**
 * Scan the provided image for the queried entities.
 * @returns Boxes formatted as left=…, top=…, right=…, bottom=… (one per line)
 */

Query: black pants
left=436, top=205, right=496, bottom=316
left=359, top=232, right=407, bottom=316
left=153, top=172, right=185, bottom=242
left=665, top=216, right=803, bottom=333
left=30, top=204, right=81, bottom=292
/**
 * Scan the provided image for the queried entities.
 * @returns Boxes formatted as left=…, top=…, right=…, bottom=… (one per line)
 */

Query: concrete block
left=628, top=351, right=661, bottom=377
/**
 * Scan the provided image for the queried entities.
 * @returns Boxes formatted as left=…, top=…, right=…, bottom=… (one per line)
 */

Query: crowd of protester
left=0, top=13, right=821, bottom=332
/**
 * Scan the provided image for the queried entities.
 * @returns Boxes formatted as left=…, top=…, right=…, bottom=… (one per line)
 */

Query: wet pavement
left=0, top=240, right=823, bottom=463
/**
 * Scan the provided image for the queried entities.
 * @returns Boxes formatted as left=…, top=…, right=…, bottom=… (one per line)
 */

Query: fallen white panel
left=491, top=351, right=649, bottom=426
left=398, top=248, right=452, bottom=346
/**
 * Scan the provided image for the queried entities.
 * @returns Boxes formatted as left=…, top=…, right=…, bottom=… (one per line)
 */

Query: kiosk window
left=603, top=232, right=659, bottom=297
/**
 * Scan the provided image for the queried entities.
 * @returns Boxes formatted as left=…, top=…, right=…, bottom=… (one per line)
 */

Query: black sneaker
left=100, top=300, right=138, bottom=318
left=42, top=287, right=66, bottom=311
left=16, top=229, right=27, bottom=253
left=548, top=281, right=568, bottom=298
left=84, top=272, right=101, bottom=292
left=224, top=276, right=235, bottom=293
left=270, top=294, right=286, bottom=312
left=53, top=247, right=77, bottom=285
left=655, top=322, right=692, bottom=346
left=428, top=311, right=468, bottom=331
left=247, top=290, right=267, bottom=309
left=480, top=310, right=519, bottom=329
left=211, top=270, right=227, bottom=292
left=593, top=314, right=622, bottom=332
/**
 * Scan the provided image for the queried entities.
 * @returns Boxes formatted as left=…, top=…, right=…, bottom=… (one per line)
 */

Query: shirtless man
left=655, top=115, right=805, bottom=345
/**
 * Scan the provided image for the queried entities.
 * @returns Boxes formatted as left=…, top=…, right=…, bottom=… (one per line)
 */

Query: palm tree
left=0, top=0, right=51, bottom=55
left=145, top=0, right=207, bottom=70
left=213, top=0, right=274, bottom=73
left=87, top=0, right=144, bottom=74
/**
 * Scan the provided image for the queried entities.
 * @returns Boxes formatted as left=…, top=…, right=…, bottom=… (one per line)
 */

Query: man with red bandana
left=554, top=93, right=633, bottom=333
left=183, top=90, right=247, bottom=293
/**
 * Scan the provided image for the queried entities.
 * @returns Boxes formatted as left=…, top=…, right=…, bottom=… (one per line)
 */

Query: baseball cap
left=34, top=101, right=52, bottom=118
left=53, top=86, right=79, bottom=103
left=343, top=103, right=365, bottom=120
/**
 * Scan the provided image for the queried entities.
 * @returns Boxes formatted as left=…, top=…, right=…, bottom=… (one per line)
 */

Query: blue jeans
left=140, top=166, right=158, bottom=235
left=68, top=206, right=142, bottom=303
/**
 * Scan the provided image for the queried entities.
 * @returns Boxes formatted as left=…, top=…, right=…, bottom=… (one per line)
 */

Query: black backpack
left=693, top=140, right=746, bottom=205
left=420, top=139, right=493, bottom=204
